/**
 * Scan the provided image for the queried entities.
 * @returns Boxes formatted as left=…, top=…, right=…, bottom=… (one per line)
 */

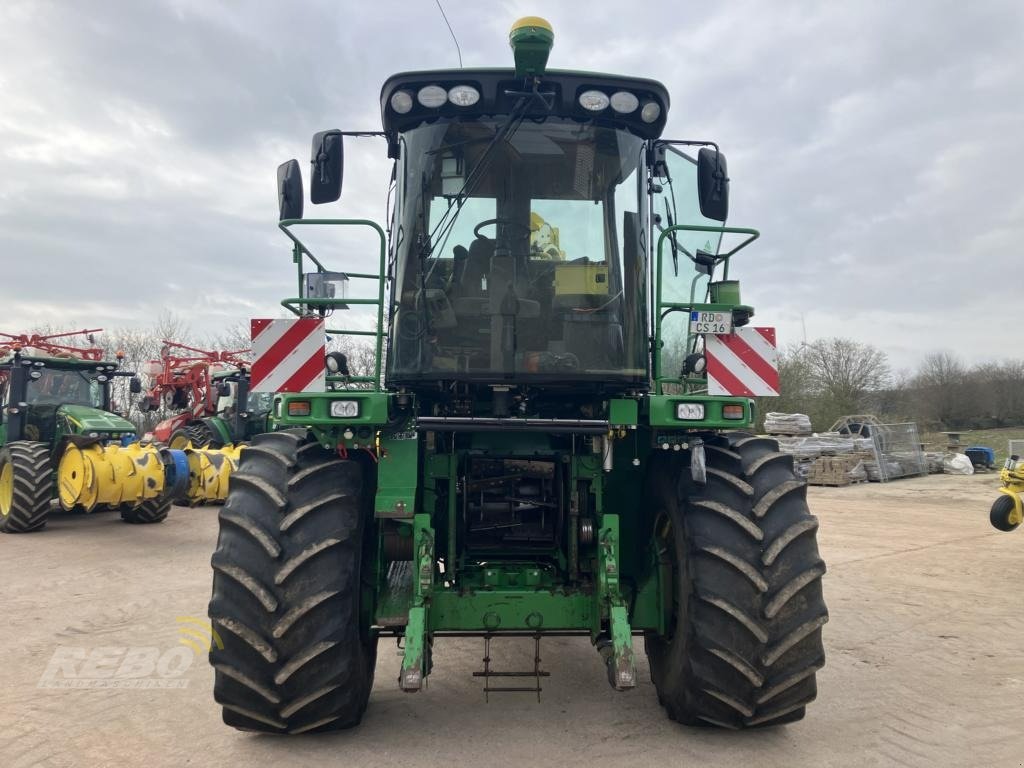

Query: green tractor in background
left=208, top=17, right=828, bottom=733
left=140, top=340, right=274, bottom=449
left=0, top=330, right=177, bottom=532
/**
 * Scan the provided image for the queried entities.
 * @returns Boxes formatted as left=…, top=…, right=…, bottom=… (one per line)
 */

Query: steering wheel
left=472, top=218, right=533, bottom=240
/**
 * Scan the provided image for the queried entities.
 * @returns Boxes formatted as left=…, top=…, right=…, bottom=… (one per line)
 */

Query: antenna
left=434, top=0, right=463, bottom=67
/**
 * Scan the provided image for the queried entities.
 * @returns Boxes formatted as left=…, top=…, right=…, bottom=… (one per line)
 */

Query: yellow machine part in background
left=182, top=443, right=243, bottom=506
left=554, top=263, right=609, bottom=296
left=58, top=442, right=166, bottom=512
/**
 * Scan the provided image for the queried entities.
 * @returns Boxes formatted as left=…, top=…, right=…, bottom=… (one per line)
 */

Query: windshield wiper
left=419, top=80, right=554, bottom=261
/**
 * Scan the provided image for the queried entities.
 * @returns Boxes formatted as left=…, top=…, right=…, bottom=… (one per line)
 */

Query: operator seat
left=453, top=237, right=494, bottom=302
left=439, top=237, right=495, bottom=359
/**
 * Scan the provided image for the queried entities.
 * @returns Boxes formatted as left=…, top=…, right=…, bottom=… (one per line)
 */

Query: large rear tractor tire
left=120, top=498, right=171, bottom=524
left=0, top=441, right=53, bottom=533
left=207, top=431, right=377, bottom=734
left=645, top=433, right=828, bottom=728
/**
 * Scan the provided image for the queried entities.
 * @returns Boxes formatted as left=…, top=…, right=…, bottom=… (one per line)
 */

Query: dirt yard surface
left=1, top=472, right=1021, bottom=768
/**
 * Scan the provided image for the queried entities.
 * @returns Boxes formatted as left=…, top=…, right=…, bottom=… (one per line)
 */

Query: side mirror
left=277, top=159, right=304, bottom=221
left=217, top=383, right=232, bottom=398
left=129, top=376, right=142, bottom=394
left=697, top=147, right=729, bottom=222
left=310, top=130, right=343, bottom=204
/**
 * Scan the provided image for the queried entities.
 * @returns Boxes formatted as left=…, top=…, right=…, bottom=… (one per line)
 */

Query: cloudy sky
left=1, top=0, right=1021, bottom=373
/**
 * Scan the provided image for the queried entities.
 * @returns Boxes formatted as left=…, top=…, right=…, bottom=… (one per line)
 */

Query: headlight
left=682, top=353, right=707, bottom=376
left=330, top=400, right=359, bottom=418
left=390, top=90, right=414, bottom=114
left=325, top=351, right=348, bottom=374
left=640, top=101, right=661, bottom=123
left=610, top=91, right=639, bottom=113
left=675, top=403, right=705, bottom=420
left=578, top=90, right=610, bottom=111
left=417, top=85, right=448, bottom=108
left=448, top=85, right=480, bottom=106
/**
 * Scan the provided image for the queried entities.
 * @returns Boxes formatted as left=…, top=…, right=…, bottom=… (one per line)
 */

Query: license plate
left=689, top=311, right=732, bottom=335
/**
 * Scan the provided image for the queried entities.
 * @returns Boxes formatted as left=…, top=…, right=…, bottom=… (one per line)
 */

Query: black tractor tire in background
left=188, top=421, right=223, bottom=449
left=645, top=433, right=828, bottom=728
left=990, top=495, right=1020, bottom=532
left=170, top=422, right=221, bottom=450
left=120, top=498, right=171, bottom=524
left=0, top=441, right=53, bottom=533
left=207, top=430, right=377, bottom=734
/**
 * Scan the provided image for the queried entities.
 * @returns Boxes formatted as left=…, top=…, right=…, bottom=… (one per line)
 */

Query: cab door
left=650, top=144, right=727, bottom=384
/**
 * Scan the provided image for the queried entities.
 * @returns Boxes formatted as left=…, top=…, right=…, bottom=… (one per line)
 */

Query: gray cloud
left=1, top=0, right=1021, bottom=369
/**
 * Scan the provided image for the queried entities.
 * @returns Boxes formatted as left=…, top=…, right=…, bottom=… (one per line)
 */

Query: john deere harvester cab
left=209, top=16, right=827, bottom=733
left=0, top=330, right=184, bottom=532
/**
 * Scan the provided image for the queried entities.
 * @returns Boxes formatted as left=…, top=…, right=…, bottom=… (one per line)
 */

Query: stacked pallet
left=776, top=435, right=875, bottom=480
left=806, top=455, right=868, bottom=487
left=765, top=412, right=813, bottom=436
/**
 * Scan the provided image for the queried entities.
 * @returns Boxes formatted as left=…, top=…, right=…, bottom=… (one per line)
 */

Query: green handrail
left=278, top=219, right=388, bottom=391
left=653, top=224, right=760, bottom=395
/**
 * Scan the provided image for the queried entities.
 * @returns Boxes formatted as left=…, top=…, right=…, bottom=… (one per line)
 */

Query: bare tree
left=151, top=310, right=193, bottom=347
left=971, top=359, right=1024, bottom=428
left=206, top=321, right=254, bottom=357
left=911, top=351, right=968, bottom=428
left=805, top=337, right=890, bottom=423
left=102, top=311, right=195, bottom=431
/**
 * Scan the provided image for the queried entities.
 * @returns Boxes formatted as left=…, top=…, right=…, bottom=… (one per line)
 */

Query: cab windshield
left=387, top=118, right=647, bottom=386
left=26, top=369, right=103, bottom=408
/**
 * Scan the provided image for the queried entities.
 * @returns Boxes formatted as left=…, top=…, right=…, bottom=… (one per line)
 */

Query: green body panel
left=58, top=405, right=135, bottom=434
left=274, top=391, right=390, bottom=435
left=375, top=434, right=418, bottom=519
left=430, top=589, right=594, bottom=631
left=608, top=398, right=639, bottom=426
left=629, top=570, right=664, bottom=634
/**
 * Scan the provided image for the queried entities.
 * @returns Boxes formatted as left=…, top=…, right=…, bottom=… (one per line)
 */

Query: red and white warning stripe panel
left=706, top=327, right=780, bottom=397
left=250, top=318, right=326, bottom=393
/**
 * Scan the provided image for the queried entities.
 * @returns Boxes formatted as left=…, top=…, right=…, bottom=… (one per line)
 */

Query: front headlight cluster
left=578, top=89, right=660, bottom=122
left=675, top=403, right=705, bottom=421
left=390, top=84, right=481, bottom=114
left=329, top=400, right=359, bottom=419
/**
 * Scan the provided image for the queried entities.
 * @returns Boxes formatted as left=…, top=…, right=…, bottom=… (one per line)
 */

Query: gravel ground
left=1, top=472, right=1022, bottom=768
